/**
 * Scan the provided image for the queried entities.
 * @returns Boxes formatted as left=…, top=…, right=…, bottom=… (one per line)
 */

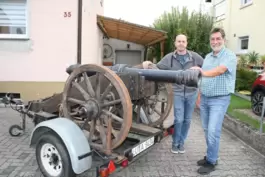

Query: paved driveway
left=0, top=107, right=265, bottom=177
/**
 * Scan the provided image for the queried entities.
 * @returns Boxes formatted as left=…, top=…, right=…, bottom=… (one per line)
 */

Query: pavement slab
left=0, top=107, right=265, bottom=177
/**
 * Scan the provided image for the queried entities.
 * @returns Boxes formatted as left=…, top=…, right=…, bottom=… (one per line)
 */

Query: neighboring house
left=0, top=0, right=167, bottom=101
left=207, top=0, right=263, bottom=56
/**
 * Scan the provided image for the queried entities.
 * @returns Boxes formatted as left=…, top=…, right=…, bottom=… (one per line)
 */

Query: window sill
left=236, top=50, right=249, bottom=55
left=0, top=38, right=30, bottom=41
left=0, top=34, right=30, bottom=41
left=240, top=2, right=253, bottom=9
left=214, top=14, right=226, bottom=23
left=215, top=17, right=226, bottom=23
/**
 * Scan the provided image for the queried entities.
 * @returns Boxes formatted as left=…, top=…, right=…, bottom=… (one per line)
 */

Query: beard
left=211, top=44, right=224, bottom=52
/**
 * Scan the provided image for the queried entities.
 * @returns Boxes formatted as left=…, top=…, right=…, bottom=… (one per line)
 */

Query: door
left=115, top=50, right=142, bottom=66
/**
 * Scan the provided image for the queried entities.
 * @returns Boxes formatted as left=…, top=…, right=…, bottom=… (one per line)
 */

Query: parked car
left=251, top=74, right=265, bottom=116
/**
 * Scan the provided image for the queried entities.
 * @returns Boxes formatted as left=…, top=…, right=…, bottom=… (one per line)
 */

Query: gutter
left=77, top=0, right=82, bottom=64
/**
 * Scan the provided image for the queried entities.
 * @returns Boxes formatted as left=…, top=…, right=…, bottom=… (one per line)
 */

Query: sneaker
left=197, top=161, right=215, bottom=175
left=171, top=145, right=179, bottom=154
left=178, top=145, right=185, bottom=154
left=197, top=156, right=218, bottom=166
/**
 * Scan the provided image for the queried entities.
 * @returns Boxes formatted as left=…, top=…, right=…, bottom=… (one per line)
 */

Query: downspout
left=77, top=0, right=82, bottom=64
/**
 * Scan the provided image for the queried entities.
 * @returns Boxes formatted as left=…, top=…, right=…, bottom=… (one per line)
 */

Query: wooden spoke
left=67, top=97, right=85, bottom=105
left=72, top=82, right=90, bottom=100
left=101, top=99, right=121, bottom=108
left=101, top=83, right=113, bottom=101
left=102, top=109, right=123, bottom=123
left=83, top=72, right=95, bottom=97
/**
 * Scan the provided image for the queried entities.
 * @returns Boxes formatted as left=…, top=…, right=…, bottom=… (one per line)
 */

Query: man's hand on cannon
left=142, top=61, right=153, bottom=69
left=190, top=66, right=202, bottom=72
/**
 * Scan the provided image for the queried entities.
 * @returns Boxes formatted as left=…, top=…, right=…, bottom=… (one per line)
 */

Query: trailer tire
left=35, top=132, right=76, bottom=177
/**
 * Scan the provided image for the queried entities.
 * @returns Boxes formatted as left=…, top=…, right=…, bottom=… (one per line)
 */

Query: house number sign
left=64, top=12, right=72, bottom=18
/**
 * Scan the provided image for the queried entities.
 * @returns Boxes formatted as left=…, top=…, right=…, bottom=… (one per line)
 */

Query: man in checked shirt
left=191, top=27, right=237, bottom=175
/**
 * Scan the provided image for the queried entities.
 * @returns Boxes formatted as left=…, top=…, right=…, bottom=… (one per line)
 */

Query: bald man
left=143, top=34, right=204, bottom=154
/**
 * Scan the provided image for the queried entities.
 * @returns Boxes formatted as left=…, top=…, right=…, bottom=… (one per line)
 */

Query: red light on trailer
left=121, top=159, right=128, bottom=167
left=99, top=160, right=116, bottom=177
left=108, top=160, right=116, bottom=173
left=99, top=167, right=109, bottom=177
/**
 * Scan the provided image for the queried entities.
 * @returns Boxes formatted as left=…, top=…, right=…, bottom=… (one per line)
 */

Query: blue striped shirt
left=200, top=47, right=237, bottom=97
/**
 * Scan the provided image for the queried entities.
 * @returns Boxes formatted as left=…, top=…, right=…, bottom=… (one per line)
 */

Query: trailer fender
left=29, top=118, right=92, bottom=174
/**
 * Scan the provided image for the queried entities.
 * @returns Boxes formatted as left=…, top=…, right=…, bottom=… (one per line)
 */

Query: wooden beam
left=147, top=35, right=167, bottom=46
left=97, top=21, right=109, bottom=39
left=160, top=40, right=165, bottom=59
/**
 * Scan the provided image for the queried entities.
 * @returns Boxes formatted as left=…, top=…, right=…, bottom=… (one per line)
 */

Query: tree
left=150, top=6, right=214, bottom=61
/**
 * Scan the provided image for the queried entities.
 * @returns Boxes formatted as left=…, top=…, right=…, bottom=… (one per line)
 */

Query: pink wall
left=0, top=0, right=104, bottom=82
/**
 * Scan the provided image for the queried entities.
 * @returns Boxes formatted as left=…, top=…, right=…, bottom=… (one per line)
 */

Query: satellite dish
left=103, top=44, right=113, bottom=59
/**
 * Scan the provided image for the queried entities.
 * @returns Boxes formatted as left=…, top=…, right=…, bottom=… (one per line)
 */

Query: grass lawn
left=227, top=94, right=265, bottom=132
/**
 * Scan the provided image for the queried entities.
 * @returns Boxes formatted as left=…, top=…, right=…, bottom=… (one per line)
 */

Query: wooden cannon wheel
left=132, top=64, right=173, bottom=127
left=141, top=82, right=173, bottom=127
left=61, top=64, right=132, bottom=155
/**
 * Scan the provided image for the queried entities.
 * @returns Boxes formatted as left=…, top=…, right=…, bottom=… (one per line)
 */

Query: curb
left=233, top=92, right=251, bottom=101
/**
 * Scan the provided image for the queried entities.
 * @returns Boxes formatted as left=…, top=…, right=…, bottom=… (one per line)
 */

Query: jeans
left=200, top=94, right=231, bottom=164
left=172, top=91, right=198, bottom=147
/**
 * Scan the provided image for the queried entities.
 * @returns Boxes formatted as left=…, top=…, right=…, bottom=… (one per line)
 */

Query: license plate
left=131, top=136, right=154, bottom=157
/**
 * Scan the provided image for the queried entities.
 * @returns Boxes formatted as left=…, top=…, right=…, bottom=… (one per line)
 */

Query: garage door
left=115, top=50, right=142, bottom=66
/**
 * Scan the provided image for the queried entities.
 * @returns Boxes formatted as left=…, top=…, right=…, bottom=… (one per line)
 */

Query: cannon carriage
left=8, top=63, right=201, bottom=177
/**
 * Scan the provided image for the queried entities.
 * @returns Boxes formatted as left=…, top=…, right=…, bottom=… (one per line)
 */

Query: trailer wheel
left=36, top=132, right=76, bottom=177
left=9, top=125, right=23, bottom=137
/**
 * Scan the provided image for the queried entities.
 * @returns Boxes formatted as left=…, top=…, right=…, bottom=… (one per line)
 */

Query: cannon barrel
left=123, top=67, right=201, bottom=86
left=109, top=64, right=201, bottom=87
left=66, top=64, right=201, bottom=87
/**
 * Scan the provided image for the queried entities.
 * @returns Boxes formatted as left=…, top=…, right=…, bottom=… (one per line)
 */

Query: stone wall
left=223, top=114, right=265, bottom=156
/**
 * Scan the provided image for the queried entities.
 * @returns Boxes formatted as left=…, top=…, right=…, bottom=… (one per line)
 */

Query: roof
left=97, top=15, right=168, bottom=46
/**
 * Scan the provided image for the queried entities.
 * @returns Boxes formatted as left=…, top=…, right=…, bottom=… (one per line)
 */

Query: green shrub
left=236, top=69, right=258, bottom=92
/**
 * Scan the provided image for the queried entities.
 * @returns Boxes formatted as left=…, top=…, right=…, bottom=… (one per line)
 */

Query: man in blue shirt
left=191, top=27, right=237, bottom=175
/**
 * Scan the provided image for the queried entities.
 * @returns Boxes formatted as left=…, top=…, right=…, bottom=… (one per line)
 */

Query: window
left=241, top=0, right=252, bottom=6
left=0, top=0, right=28, bottom=39
left=238, top=36, right=249, bottom=53
left=213, top=0, right=226, bottom=21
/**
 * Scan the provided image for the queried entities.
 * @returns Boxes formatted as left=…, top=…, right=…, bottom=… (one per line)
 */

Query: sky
left=104, top=0, right=212, bottom=27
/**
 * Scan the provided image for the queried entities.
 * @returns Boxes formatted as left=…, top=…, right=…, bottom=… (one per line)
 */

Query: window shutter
left=0, top=1, right=27, bottom=35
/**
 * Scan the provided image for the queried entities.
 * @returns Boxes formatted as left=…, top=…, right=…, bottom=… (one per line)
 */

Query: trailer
left=8, top=63, right=201, bottom=177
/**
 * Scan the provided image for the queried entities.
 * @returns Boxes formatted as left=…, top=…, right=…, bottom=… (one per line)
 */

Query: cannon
left=8, top=63, right=201, bottom=177
left=17, top=64, right=200, bottom=151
